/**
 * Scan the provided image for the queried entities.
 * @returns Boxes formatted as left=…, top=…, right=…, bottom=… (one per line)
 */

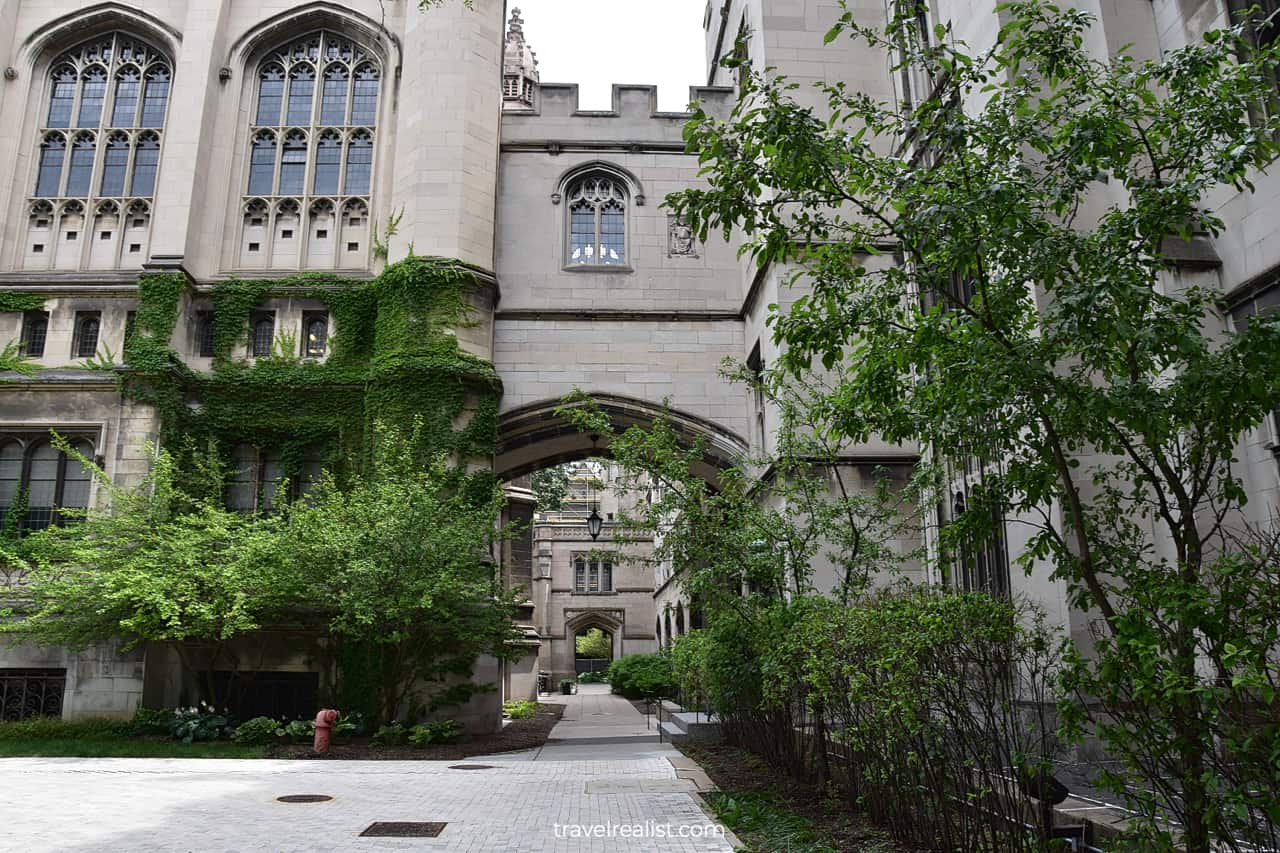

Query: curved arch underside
left=495, top=392, right=746, bottom=484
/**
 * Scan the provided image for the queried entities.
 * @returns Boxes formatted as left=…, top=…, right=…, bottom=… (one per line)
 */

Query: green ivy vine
left=0, top=292, right=47, bottom=313
left=122, top=256, right=501, bottom=492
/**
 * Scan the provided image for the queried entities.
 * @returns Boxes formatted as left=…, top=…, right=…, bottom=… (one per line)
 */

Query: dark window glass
left=0, top=443, right=21, bottom=522
left=75, top=315, right=100, bottom=358
left=140, top=66, right=169, bottom=127
left=248, top=132, right=276, bottom=195
left=77, top=67, right=108, bottom=127
left=35, top=136, right=65, bottom=197
left=304, top=316, right=327, bottom=356
left=111, top=69, right=140, bottom=126
left=60, top=441, right=93, bottom=512
left=47, top=67, right=77, bottom=128
left=260, top=453, right=284, bottom=510
left=320, top=65, right=348, bottom=125
left=343, top=132, right=372, bottom=194
left=226, top=445, right=257, bottom=511
left=351, top=65, right=379, bottom=126
left=599, top=201, right=625, bottom=265
left=20, top=313, right=48, bottom=357
left=256, top=66, right=285, bottom=126
left=313, top=133, right=340, bottom=194
left=25, top=443, right=60, bottom=531
left=569, top=202, right=595, bottom=264
left=130, top=133, right=160, bottom=196
left=575, top=558, right=586, bottom=591
left=100, top=133, right=129, bottom=196
left=65, top=134, right=96, bottom=197
left=252, top=315, right=274, bottom=357
left=286, top=64, right=315, bottom=126
left=279, top=132, right=307, bottom=195
left=197, top=312, right=215, bottom=358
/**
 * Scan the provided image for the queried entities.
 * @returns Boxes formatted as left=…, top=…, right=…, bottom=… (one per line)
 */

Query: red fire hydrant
left=313, top=708, right=339, bottom=754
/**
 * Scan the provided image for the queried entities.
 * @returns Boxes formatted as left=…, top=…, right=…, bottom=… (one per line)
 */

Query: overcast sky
left=509, top=1, right=707, bottom=112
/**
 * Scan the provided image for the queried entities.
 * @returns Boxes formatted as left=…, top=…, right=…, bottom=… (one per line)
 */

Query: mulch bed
left=268, top=703, right=564, bottom=761
left=682, top=742, right=917, bottom=852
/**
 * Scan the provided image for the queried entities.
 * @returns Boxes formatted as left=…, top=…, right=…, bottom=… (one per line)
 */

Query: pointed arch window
left=26, top=33, right=171, bottom=271
left=243, top=31, right=381, bottom=270
left=566, top=176, right=628, bottom=267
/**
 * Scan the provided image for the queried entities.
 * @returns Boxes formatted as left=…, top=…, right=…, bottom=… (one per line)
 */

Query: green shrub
left=372, top=722, right=407, bottom=746
left=576, top=670, right=606, bottom=684
left=231, top=717, right=280, bottom=745
left=407, top=719, right=464, bottom=747
left=606, top=653, right=676, bottom=700
left=0, top=716, right=131, bottom=741
left=279, top=719, right=314, bottom=742
left=168, top=707, right=234, bottom=743
left=502, top=699, right=538, bottom=720
left=127, top=707, right=175, bottom=737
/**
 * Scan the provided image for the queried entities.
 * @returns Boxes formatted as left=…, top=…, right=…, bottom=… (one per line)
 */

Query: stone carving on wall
left=668, top=215, right=698, bottom=257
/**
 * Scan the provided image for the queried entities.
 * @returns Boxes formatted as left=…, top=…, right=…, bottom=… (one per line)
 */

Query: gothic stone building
left=1, top=0, right=1278, bottom=729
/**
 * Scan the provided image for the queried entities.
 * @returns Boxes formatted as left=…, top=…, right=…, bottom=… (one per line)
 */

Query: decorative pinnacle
left=508, top=7, right=525, bottom=40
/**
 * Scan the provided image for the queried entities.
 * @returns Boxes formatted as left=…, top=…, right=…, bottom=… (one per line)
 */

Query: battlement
left=501, top=83, right=735, bottom=148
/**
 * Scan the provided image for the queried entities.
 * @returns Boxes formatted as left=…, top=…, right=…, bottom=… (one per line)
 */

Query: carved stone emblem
left=668, top=215, right=698, bottom=257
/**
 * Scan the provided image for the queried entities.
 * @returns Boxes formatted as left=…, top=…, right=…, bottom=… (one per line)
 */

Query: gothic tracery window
left=566, top=176, right=628, bottom=267
left=241, top=31, right=380, bottom=270
left=25, top=33, right=169, bottom=271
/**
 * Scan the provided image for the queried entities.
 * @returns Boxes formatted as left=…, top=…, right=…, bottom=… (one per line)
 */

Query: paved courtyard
left=0, top=687, right=735, bottom=852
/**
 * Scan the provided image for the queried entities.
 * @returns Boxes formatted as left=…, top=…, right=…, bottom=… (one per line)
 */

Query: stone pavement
left=0, top=686, right=735, bottom=852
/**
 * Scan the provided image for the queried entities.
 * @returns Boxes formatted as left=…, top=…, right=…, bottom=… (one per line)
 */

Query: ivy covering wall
left=121, top=256, right=502, bottom=493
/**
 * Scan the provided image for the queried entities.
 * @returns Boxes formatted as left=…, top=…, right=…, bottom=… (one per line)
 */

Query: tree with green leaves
left=1, top=438, right=302, bottom=709
left=281, top=420, right=523, bottom=723
left=530, top=465, right=571, bottom=512
left=667, top=2, right=1280, bottom=848
left=574, top=627, right=612, bottom=659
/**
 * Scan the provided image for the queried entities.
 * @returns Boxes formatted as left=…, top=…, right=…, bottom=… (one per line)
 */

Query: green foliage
left=123, top=272, right=185, bottom=373
left=168, top=706, right=233, bottom=743
left=0, top=739, right=265, bottom=758
left=407, top=719, right=463, bottom=746
left=669, top=1, right=1280, bottom=848
left=372, top=722, right=407, bottom=746
left=77, top=342, right=117, bottom=371
left=0, top=292, right=47, bottom=313
left=278, top=719, right=314, bottom=742
left=530, top=465, right=570, bottom=511
left=704, top=791, right=838, bottom=853
left=606, top=653, right=676, bottom=700
left=281, top=420, right=522, bottom=723
left=502, top=699, right=539, bottom=720
left=0, top=341, right=38, bottom=376
left=0, top=716, right=131, bottom=741
left=127, top=707, right=176, bottom=737
left=231, top=716, right=281, bottom=745
left=574, top=627, right=612, bottom=659
left=576, top=670, right=606, bottom=684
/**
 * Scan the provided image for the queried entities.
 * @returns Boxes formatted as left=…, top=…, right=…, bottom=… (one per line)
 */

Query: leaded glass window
left=0, top=436, right=95, bottom=532
left=566, top=177, right=628, bottom=266
left=243, top=31, right=381, bottom=270
left=252, top=313, right=275, bottom=357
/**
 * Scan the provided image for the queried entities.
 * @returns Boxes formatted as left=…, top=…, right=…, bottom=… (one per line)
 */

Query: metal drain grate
left=447, top=764, right=495, bottom=770
left=275, top=794, right=333, bottom=804
left=359, top=822, right=447, bottom=837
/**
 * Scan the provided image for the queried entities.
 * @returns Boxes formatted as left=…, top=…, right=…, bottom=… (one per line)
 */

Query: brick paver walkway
left=0, top=689, right=734, bottom=852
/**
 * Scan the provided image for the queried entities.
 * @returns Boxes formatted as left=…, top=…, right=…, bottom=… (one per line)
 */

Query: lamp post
left=587, top=433, right=603, bottom=540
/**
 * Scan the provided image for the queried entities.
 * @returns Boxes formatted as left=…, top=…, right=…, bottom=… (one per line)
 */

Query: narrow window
left=77, top=67, right=108, bottom=127
left=344, top=131, right=372, bottom=194
left=25, top=442, right=61, bottom=531
left=140, top=66, right=170, bottom=127
left=303, top=313, right=328, bottom=357
left=251, top=313, right=274, bottom=357
left=256, top=65, right=285, bottom=126
left=226, top=444, right=257, bottom=512
left=35, top=135, right=66, bottom=197
left=0, top=442, right=22, bottom=529
left=286, top=64, right=316, bottom=126
left=20, top=312, right=48, bottom=357
left=278, top=131, right=307, bottom=195
left=111, top=68, right=141, bottom=126
left=196, top=311, right=215, bottom=358
left=248, top=131, right=277, bottom=195
left=129, top=133, right=160, bottom=197
left=566, top=175, right=628, bottom=266
left=65, top=133, right=96, bottom=197
left=73, top=313, right=101, bottom=358
left=313, top=131, right=341, bottom=194
left=320, top=64, right=349, bottom=125
left=100, top=133, right=129, bottom=196
left=351, top=64, right=379, bottom=126
left=575, top=557, right=587, bottom=592
left=47, top=66, right=77, bottom=128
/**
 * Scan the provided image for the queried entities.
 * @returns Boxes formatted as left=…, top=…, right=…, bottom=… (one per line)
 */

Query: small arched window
left=130, top=132, right=161, bottom=196
left=305, top=316, right=328, bottom=357
left=65, top=133, right=97, bottom=197
left=243, top=31, right=381, bottom=270
left=74, top=314, right=100, bottom=358
left=252, top=314, right=275, bottom=357
left=35, top=134, right=66, bottom=197
left=100, top=132, right=130, bottom=196
left=566, top=175, right=628, bottom=267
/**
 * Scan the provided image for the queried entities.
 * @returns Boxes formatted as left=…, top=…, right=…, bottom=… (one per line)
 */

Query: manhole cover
left=275, top=794, right=333, bottom=804
left=360, top=822, right=447, bottom=837
left=447, top=764, right=495, bottom=770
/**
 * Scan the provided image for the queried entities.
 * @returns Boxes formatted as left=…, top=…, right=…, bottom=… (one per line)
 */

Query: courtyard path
left=0, top=687, right=733, bottom=852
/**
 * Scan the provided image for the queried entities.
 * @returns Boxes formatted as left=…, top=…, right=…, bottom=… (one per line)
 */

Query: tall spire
left=503, top=7, right=539, bottom=109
